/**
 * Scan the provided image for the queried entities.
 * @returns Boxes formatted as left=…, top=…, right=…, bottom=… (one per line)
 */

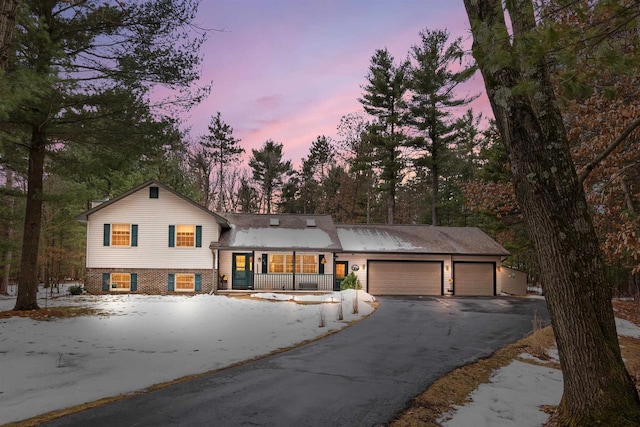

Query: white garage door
left=368, top=261, right=442, bottom=295
left=453, top=262, right=495, bottom=296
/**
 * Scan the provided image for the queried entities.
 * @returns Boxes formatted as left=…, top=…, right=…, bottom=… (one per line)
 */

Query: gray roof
left=75, top=180, right=230, bottom=228
left=214, top=213, right=343, bottom=251
left=336, top=224, right=510, bottom=256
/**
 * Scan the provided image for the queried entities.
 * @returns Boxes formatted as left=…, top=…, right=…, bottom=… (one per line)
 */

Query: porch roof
left=335, top=224, right=510, bottom=256
left=213, top=213, right=343, bottom=252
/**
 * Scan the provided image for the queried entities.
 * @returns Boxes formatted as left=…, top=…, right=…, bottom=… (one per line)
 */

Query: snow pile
left=0, top=288, right=375, bottom=424
left=442, top=318, right=640, bottom=427
left=251, top=289, right=375, bottom=304
left=440, top=361, right=563, bottom=427
left=616, top=317, right=640, bottom=338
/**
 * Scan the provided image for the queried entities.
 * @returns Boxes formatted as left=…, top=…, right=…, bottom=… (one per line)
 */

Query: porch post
left=210, top=247, right=218, bottom=294
left=292, top=250, right=296, bottom=290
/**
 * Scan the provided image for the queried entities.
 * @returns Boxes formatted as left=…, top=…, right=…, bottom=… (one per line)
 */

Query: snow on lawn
left=0, top=286, right=375, bottom=424
left=441, top=316, right=640, bottom=427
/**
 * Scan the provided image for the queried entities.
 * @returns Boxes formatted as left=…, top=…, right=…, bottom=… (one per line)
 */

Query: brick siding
left=86, top=268, right=219, bottom=294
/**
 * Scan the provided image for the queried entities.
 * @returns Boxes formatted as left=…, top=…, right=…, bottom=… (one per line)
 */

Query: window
left=104, top=224, right=137, bottom=247
left=176, top=225, right=195, bottom=247
left=268, top=254, right=285, bottom=273
left=102, top=272, right=137, bottom=291
left=268, top=254, right=318, bottom=274
left=168, top=273, right=201, bottom=292
left=169, top=225, right=202, bottom=247
left=111, top=224, right=131, bottom=246
left=175, top=274, right=195, bottom=292
left=111, top=273, right=131, bottom=291
left=149, top=186, right=159, bottom=198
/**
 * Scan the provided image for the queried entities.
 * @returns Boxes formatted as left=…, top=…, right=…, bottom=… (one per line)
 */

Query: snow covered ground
left=440, top=315, right=640, bottom=427
left=0, top=285, right=375, bottom=424
left=3, top=286, right=638, bottom=427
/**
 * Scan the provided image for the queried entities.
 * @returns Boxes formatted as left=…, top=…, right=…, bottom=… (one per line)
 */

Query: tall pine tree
left=358, top=48, right=408, bottom=224
left=3, top=0, right=207, bottom=310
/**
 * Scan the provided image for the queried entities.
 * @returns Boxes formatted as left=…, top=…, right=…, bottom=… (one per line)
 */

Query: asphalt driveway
left=46, top=296, right=548, bottom=427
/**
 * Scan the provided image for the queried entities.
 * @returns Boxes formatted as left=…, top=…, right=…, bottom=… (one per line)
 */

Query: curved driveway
left=47, top=296, right=548, bottom=427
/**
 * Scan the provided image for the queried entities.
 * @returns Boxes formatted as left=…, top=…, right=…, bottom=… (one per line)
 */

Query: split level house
left=76, top=180, right=527, bottom=296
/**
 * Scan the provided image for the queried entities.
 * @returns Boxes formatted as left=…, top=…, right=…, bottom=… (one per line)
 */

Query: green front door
left=334, top=261, right=348, bottom=291
left=232, top=253, right=253, bottom=289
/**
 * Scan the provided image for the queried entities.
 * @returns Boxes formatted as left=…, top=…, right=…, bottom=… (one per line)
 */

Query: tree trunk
left=14, top=127, right=46, bottom=311
left=0, top=0, right=18, bottom=71
left=1, top=169, right=14, bottom=295
left=387, top=189, right=394, bottom=224
left=431, top=151, right=439, bottom=226
left=464, top=0, right=640, bottom=424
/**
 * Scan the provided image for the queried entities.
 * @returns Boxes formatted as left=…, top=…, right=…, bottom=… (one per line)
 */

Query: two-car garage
left=365, top=260, right=496, bottom=296
left=336, top=224, right=510, bottom=297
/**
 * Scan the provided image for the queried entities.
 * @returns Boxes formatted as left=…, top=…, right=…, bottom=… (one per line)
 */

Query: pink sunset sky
left=184, top=1, right=492, bottom=166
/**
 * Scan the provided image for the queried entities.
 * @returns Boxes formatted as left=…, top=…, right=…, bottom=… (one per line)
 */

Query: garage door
left=368, top=261, right=442, bottom=295
left=453, top=262, right=495, bottom=296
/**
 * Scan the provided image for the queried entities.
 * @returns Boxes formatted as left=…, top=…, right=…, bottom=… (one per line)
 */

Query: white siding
left=86, top=186, right=220, bottom=269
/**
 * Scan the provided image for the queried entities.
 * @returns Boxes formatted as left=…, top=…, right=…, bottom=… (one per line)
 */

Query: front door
left=334, top=261, right=348, bottom=291
left=232, top=253, right=253, bottom=289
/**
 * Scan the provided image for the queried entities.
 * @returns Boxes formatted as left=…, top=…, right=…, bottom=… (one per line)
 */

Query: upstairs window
left=177, top=225, right=194, bottom=247
left=169, top=225, right=202, bottom=247
left=104, top=224, right=137, bottom=247
left=111, top=224, right=131, bottom=246
left=149, top=186, right=159, bottom=198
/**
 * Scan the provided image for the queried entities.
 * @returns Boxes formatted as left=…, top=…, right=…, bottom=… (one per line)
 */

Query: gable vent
left=270, top=218, right=280, bottom=226
left=306, top=219, right=316, bottom=227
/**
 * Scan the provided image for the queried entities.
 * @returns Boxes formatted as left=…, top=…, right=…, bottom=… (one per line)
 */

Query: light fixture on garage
left=497, top=266, right=501, bottom=272
left=445, top=265, right=449, bottom=271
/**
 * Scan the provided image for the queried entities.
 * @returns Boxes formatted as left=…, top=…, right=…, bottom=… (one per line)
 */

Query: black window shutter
left=103, top=224, right=110, bottom=246
left=102, top=273, right=110, bottom=291
left=195, top=225, right=202, bottom=247
left=319, top=254, right=325, bottom=275
left=168, top=225, right=175, bottom=247
left=262, top=254, right=268, bottom=274
left=195, top=274, right=202, bottom=291
left=131, top=225, right=138, bottom=247
left=168, top=273, right=175, bottom=291
left=130, top=273, right=138, bottom=291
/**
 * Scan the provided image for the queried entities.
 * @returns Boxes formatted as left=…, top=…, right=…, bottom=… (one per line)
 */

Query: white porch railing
left=252, top=273, right=334, bottom=291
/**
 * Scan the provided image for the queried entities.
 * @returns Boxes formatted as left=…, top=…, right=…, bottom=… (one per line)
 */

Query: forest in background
left=0, top=0, right=638, bottom=296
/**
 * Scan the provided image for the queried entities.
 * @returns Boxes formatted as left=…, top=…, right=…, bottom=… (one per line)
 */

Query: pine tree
left=406, top=29, right=477, bottom=226
left=358, top=48, right=408, bottom=224
left=248, top=140, right=292, bottom=214
left=3, top=0, right=208, bottom=310
left=199, top=112, right=244, bottom=211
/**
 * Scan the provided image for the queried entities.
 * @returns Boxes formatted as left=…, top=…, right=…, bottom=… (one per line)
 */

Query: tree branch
left=579, top=117, right=640, bottom=186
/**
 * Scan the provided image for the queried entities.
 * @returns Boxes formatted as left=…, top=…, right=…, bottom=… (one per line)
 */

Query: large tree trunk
left=14, top=127, right=45, bottom=311
left=1, top=169, right=14, bottom=295
left=0, top=0, right=18, bottom=71
left=464, top=0, right=640, bottom=425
